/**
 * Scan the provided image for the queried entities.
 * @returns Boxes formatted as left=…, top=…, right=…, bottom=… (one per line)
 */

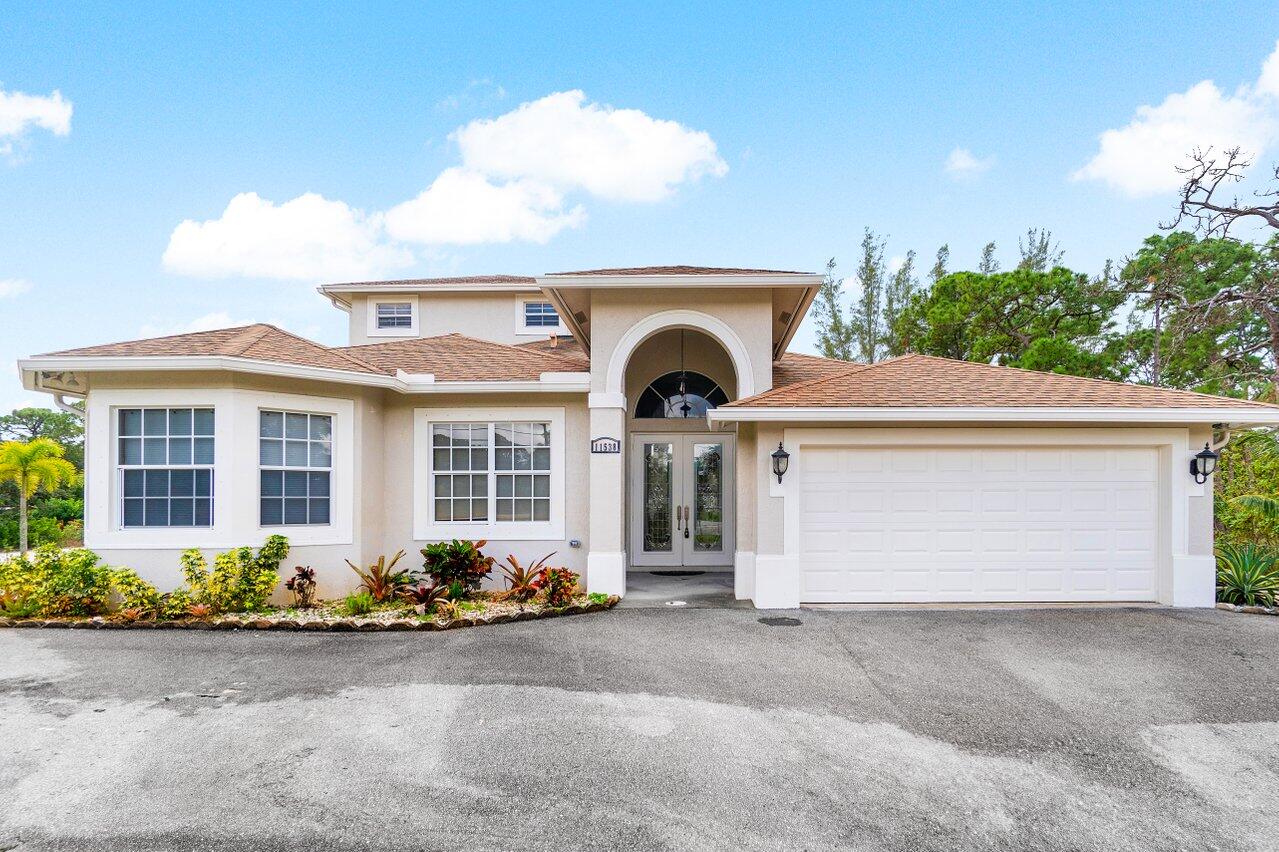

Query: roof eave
left=535, top=273, right=824, bottom=289
left=17, top=356, right=591, bottom=395
left=706, top=406, right=1279, bottom=425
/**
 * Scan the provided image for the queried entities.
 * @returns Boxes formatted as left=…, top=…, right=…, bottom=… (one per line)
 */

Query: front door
left=630, top=434, right=735, bottom=567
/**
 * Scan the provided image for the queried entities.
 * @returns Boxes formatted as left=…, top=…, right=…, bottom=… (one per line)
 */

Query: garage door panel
left=799, top=446, right=1161, bottom=604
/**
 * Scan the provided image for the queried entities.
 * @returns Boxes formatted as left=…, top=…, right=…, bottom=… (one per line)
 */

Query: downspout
left=53, top=394, right=85, bottom=419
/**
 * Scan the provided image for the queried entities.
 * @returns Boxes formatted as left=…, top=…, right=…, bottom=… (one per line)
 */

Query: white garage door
left=798, top=446, right=1160, bottom=603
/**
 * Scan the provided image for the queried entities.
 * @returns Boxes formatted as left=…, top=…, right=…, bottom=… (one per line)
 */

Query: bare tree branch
left=1164, top=147, right=1279, bottom=236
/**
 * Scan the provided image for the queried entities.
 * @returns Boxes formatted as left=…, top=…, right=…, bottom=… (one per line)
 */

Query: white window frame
left=516, top=299, right=567, bottom=336
left=116, top=406, right=216, bottom=530
left=258, top=408, right=333, bottom=528
left=413, top=407, right=565, bottom=540
left=85, top=388, right=353, bottom=549
left=366, top=295, right=419, bottom=338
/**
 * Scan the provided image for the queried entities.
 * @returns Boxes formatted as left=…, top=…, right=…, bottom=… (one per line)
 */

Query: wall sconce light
left=1190, top=442, right=1219, bottom=484
left=771, top=442, right=790, bottom=484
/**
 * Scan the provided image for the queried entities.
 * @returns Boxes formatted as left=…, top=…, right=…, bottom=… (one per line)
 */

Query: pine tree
left=929, top=244, right=950, bottom=286
left=882, top=250, right=917, bottom=356
left=978, top=241, right=1000, bottom=273
left=811, top=257, right=855, bottom=360
left=849, top=228, right=887, bottom=362
left=1017, top=227, right=1064, bottom=271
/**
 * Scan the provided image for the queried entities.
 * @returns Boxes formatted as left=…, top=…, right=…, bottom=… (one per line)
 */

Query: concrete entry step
left=619, top=570, right=749, bottom=609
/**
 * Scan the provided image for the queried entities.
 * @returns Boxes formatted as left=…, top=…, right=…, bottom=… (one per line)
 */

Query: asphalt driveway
left=3, top=605, right=1278, bottom=851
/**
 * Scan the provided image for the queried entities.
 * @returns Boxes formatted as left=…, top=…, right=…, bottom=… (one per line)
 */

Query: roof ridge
left=730, top=358, right=870, bottom=406
left=900, top=353, right=1279, bottom=409
left=40, top=323, right=268, bottom=356
left=223, top=324, right=277, bottom=356
left=255, top=324, right=383, bottom=373
left=337, top=333, right=587, bottom=372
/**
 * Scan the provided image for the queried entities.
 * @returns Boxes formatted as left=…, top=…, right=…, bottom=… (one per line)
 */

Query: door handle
left=683, top=505, right=690, bottom=538
left=675, top=505, right=681, bottom=531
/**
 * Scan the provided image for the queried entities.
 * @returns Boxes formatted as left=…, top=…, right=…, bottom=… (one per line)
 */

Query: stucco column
left=587, top=400, right=627, bottom=595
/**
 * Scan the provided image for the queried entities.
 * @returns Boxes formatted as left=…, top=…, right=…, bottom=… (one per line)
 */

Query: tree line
left=813, top=226, right=1279, bottom=402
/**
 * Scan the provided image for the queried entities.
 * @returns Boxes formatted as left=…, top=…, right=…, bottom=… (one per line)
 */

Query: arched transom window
left=634, top=371, right=729, bottom=419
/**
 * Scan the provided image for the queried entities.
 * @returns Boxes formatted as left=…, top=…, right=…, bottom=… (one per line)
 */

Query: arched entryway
left=621, top=327, right=739, bottom=574
left=587, top=310, right=754, bottom=599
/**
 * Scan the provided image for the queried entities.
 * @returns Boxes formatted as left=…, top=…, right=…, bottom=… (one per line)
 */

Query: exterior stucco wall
left=346, top=292, right=564, bottom=347
left=77, top=371, right=590, bottom=599
left=588, top=288, right=776, bottom=396
left=748, top=423, right=1217, bottom=609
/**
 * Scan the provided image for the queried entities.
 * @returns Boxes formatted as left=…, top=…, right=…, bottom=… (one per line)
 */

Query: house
left=18, top=266, right=1279, bottom=608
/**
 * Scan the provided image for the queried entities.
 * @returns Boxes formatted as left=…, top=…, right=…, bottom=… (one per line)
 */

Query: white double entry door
left=629, top=433, right=735, bottom=568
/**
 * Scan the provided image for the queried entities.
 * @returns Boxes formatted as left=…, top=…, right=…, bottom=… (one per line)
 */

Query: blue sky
left=3, top=2, right=1279, bottom=413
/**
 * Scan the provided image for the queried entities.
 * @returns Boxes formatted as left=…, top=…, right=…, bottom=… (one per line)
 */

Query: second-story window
left=523, top=301, right=560, bottom=329
left=376, top=302, right=413, bottom=329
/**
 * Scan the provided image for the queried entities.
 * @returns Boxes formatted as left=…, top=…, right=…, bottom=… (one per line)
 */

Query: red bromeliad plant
left=345, top=551, right=410, bottom=603
left=400, top=581, right=451, bottom=614
left=501, top=552, right=555, bottom=601
left=530, top=566, right=579, bottom=607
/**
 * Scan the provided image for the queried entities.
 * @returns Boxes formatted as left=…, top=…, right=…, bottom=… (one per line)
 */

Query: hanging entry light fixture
left=677, top=329, right=692, bottom=417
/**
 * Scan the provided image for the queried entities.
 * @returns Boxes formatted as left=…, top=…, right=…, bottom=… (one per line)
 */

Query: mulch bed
left=0, top=595, right=620, bottom=632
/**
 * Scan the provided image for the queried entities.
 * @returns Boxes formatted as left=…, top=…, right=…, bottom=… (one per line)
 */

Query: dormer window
left=376, top=302, right=413, bottom=329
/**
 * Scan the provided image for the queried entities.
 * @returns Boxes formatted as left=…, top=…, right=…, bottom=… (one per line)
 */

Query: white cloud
left=1073, top=40, right=1279, bottom=196
left=944, top=147, right=994, bottom=178
left=0, top=278, right=32, bottom=298
left=164, top=91, right=727, bottom=275
left=162, top=192, right=413, bottom=281
left=385, top=167, right=585, bottom=245
left=452, top=90, right=728, bottom=202
left=0, top=85, right=72, bottom=159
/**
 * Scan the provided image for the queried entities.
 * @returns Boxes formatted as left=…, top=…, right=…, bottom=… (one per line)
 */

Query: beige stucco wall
left=77, top=370, right=590, bottom=600
left=347, top=292, right=563, bottom=347
left=748, top=422, right=1217, bottom=607
left=588, top=287, right=775, bottom=395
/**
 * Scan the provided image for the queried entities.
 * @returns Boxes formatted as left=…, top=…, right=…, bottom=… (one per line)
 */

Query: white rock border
left=1216, top=602, right=1279, bottom=616
left=0, top=596, right=621, bottom=631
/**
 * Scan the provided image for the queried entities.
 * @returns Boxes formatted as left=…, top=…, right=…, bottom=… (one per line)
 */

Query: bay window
left=259, top=410, right=332, bottom=526
left=117, top=407, right=214, bottom=527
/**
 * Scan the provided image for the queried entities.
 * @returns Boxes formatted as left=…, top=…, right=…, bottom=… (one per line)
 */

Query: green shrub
left=1216, top=542, right=1279, bottom=606
left=35, top=497, right=84, bottom=523
left=342, top=591, right=375, bottom=616
left=587, top=592, right=610, bottom=605
left=159, top=588, right=194, bottom=621
left=178, top=535, right=288, bottom=614
left=419, top=539, right=495, bottom=596
left=0, top=547, right=159, bottom=618
left=0, top=515, right=64, bottom=550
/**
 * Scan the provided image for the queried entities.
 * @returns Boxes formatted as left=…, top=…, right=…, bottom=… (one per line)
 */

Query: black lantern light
left=771, top=442, right=790, bottom=484
left=1190, top=442, right=1219, bottom=484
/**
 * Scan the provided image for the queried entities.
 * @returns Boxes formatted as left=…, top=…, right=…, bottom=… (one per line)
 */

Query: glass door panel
left=641, top=442, right=674, bottom=553
left=692, top=442, right=724, bottom=553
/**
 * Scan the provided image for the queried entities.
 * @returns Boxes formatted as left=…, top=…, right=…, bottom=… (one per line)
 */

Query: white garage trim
left=772, top=427, right=1208, bottom=609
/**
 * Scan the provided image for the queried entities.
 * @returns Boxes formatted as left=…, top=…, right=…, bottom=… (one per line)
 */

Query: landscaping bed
left=1, top=536, right=615, bottom=633
left=1215, top=602, right=1279, bottom=617
left=0, top=592, right=619, bottom=631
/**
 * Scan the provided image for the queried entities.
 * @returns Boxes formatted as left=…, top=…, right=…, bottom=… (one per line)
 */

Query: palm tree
left=1228, top=430, right=1279, bottom=519
left=0, top=438, right=78, bottom=552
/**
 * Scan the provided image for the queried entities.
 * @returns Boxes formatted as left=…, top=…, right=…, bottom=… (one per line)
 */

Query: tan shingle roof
left=337, top=334, right=588, bottom=381
left=546, top=265, right=812, bottom=276
left=773, top=352, right=860, bottom=387
left=36, top=325, right=588, bottom=383
left=40, top=324, right=384, bottom=375
left=512, top=336, right=590, bottom=369
left=323, top=275, right=536, bottom=288
left=728, top=353, right=1279, bottom=410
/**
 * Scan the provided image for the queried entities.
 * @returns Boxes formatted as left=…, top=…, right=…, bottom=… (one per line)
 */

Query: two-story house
left=19, top=266, right=1279, bottom=608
